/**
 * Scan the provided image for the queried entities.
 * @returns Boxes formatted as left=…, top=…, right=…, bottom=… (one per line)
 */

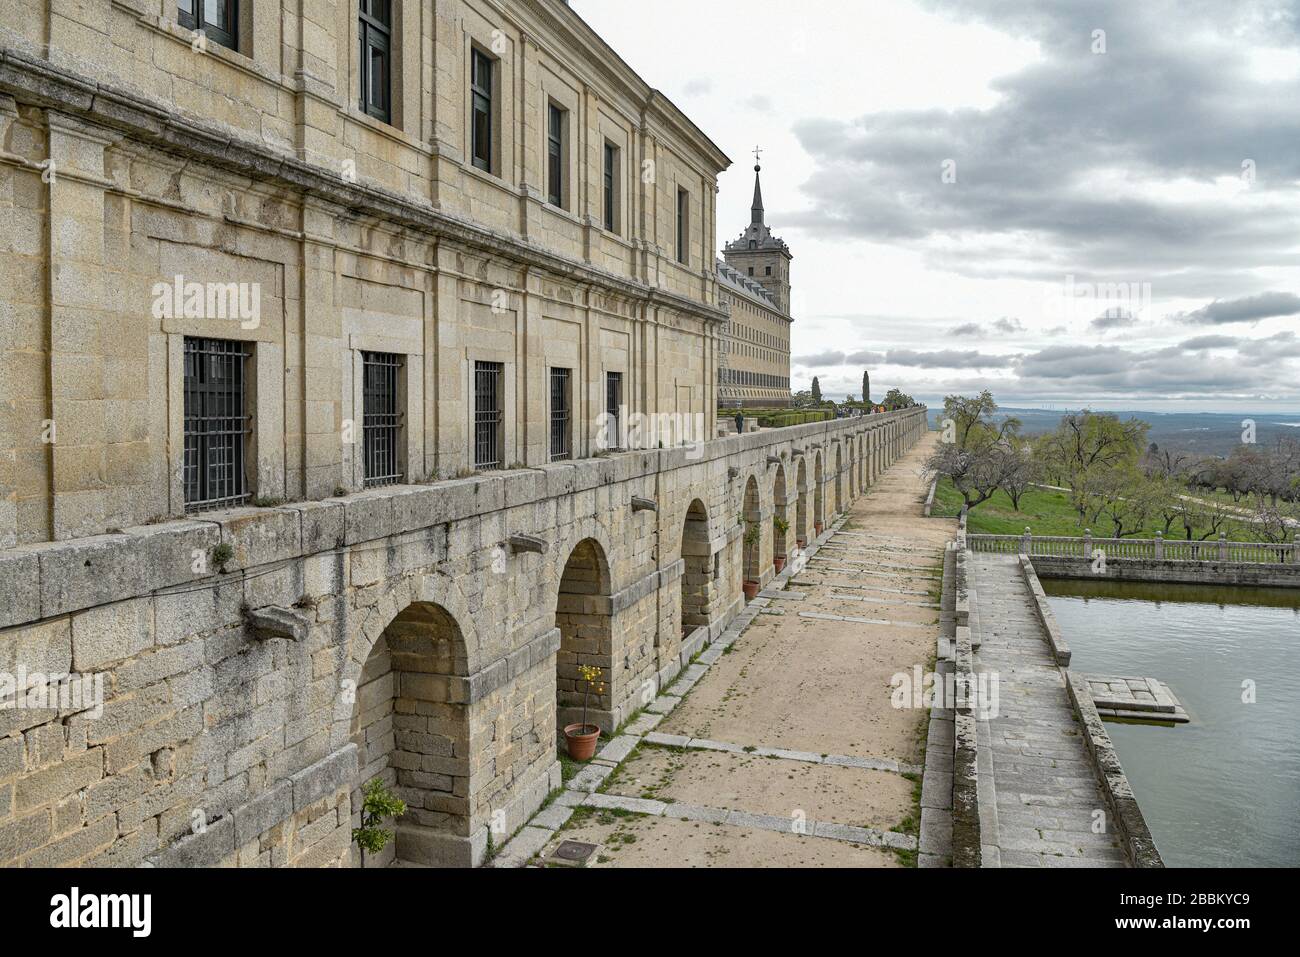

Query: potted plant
left=564, top=664, right=604, bottom=761
left=772, top=516, right=789, bottom=572
left=815, top=520, right=825, bottom=535
left=352, top=777, right=407, bottom=867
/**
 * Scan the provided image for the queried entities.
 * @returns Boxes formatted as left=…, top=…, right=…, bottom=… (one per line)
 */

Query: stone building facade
left=0, top=0, right=928, bottom=868
left=717, top=163, right=793, bottom=409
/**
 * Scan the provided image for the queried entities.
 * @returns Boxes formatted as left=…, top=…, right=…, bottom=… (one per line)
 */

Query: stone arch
left=555, top=537, right=613, bottom=734
left=814, top=451, right=825, bottom=531
left=795, top=457, right=809, bottom=546
left=847, top=437, right=857, bottom=498
left=350, top=599, right=470, bottom=868
left=834, top=444, right=844, bottom=515
left=772, top=462, right=789, bottom=562
left=859, top=433, right=867, bottom=489
left=680, top=498, right=715, bottom=635
left=741, top=474, right=762, bottom=586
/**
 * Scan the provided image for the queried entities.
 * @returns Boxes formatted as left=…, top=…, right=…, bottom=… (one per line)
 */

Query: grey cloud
left=1179, top=335, right=1239, bottom=350
left=887, top=349, right=1016, bottom=369
left=1178, top=291, right=1300, bottom=325
left=1090, top=310, right=1140, bottom=331
left=786, top=0, right=1300, bottom=305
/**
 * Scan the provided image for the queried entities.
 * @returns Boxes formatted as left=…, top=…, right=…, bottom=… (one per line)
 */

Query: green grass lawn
left=931, top=478, right=1260, bottom=541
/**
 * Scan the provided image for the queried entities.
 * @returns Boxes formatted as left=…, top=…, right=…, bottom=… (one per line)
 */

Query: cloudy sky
left=571, top=0, right=1300, bottom=411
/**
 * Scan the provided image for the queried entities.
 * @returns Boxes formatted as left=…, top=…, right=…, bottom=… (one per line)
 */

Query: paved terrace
left=968, top=554, right=1128, bottom=867
left=491, top=433, right=955, bottom=867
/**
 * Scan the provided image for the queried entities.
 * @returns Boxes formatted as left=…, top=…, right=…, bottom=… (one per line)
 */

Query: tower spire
left=751, top=145, right=764, bottom=226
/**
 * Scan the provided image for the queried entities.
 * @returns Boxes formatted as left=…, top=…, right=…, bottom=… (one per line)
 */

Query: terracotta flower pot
left=796, top=539, right=806, bottom=549
left=564, top=723, right=600, bottom=761
left=742, top=580, right=761, bottom=601
left=773, top=556, right=786, bottom=573
left=815, top=522, right=824, bottom=535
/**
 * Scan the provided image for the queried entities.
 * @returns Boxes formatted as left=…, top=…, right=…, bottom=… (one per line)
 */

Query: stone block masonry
left=0, top=409, right=928, bottom=867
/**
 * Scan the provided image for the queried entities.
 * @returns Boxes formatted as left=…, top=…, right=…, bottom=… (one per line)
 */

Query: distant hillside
left=924, top=407, right=1300, bottom=459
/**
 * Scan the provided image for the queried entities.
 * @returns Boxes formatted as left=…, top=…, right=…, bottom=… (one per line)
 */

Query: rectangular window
left=676, top=188, right=689, bottom=264
left=358, top=0, right=391, bottom=123
left=471, top=48, right=494, bottom=172
left=473, top=360, right=503, bottom=469
left=605, top=371, right=623, bottom=449
left=547, top=103, right=565, bottom=208
left=362, top=351, right=403, bottom=487
left=549, top=367, right=571, bottom=462
left=178, top=0, right=238, bottom=51
left=603, top=142, right=618, bottom=232
left=183, top=337, right=250, bottom=511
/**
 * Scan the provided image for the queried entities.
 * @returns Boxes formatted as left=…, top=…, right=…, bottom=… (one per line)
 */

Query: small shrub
left=210, top=542, right=234, bottom=573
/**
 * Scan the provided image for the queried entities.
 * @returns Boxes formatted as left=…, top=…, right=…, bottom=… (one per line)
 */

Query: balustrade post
left=1154, top=530, right=1163, bottom=560
left=1083, top=528, right=1092, bottom=560
left=1218, top=532, right=1228, bottom=562
left=1293, top=539, right=1300, bottom=565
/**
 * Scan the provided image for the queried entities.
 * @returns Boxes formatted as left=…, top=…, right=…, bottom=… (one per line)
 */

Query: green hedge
left=721, top=408, right=836, bottom=428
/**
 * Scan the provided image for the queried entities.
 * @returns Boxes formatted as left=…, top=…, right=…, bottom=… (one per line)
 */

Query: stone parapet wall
left=0, top=409, right=929, bottom=868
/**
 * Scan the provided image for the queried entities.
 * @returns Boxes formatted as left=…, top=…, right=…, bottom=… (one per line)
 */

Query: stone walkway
left=491, top=433, right=957, bottom=868
left=968, top=554, right=1128, bottom=867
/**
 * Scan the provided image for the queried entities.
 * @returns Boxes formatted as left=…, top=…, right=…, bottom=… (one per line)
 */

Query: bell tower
left=721, top=150, right=792, bottom=315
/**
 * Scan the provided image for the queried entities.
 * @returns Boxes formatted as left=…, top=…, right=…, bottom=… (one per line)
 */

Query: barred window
left=362, top=351, right=403, bottom=487
left=549, top=367, right=571, bottom=462
left=179, top=0, right=238, bottom=51
left=183, top=337, right=250, bottom=511
left=474, top=360, right=503, bottom=470
left=359, top=0, right=391, bottom=123
left=605, top=371, right=623, bottom=450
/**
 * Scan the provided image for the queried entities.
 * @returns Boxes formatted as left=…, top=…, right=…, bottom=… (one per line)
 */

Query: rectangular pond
left=1043, top=578, right=1300, bottom=868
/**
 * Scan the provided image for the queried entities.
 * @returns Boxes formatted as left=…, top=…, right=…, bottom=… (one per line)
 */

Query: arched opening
left=773, top=464, right=789, bottom=564
left=834, top=445, right=844, bottom=515
left=795, top=458, right=809, bottom=546
left=680, top=499, right=713, bottom=636
left=351, top=601, right=469, bottom=868
left=814, top=452, right=825, bottom=532
left=556, top=538, right=613, bottom=734
left=742, top=475, right=762, bottom=589
left=859, top=435, right=866, bottom=489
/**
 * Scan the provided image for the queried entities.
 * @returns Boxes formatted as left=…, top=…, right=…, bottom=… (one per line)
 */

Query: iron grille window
left=471, top=48, right=494, bottom=172
left=547, top=104, right=565, bottom=207
left=362, top=351, right=403, bottom=487
left=549, top=367, right=571, bottom=461
left=359, top=0, right=391, bottom=123
left=605, top=371, right=623, bottom=450
left=183, top=337, right=250, bottom=511
left=676, top=188, right=689, bottom=264
left=178, top=0, right=238, bottom=51
left=474, top=361, right=503, bottom=469
left=603, top=143, right=617, bottom=231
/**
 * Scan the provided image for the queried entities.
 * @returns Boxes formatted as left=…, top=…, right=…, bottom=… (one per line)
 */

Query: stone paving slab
left=969, top=553, right=1128, bottom=869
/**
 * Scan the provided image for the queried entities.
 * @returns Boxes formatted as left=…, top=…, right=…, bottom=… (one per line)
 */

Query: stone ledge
left=1065, top=672, right=1164, bottom=868
left=1018, top=556, right=1072, bottom=666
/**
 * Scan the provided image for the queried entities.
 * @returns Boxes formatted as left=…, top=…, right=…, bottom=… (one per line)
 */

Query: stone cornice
left=0, top=46, right=729, bottom=325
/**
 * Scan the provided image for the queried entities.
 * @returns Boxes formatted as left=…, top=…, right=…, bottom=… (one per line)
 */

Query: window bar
left=550, top=367, right=571, bottom=461
left=362, top=351, right=403, bottom=487
left=183, top=337, right=250, bottom=512
left=474, top=360, right=503, bottom=470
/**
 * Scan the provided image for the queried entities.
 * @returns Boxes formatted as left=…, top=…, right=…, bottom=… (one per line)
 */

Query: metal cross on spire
left=753, top=144, right=763, bottom=167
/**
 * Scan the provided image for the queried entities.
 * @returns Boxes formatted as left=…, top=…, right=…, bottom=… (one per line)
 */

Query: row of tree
left=926, top=391, right=1300, bottom=543
left=792, top=372, right=915, bottom=413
